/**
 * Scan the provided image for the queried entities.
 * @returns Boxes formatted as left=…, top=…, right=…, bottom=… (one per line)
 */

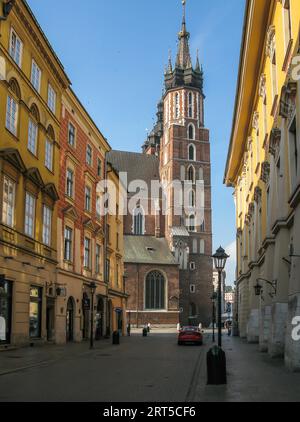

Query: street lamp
left=212, top=246, right=229, bottom=348
left=254, top=278, right=277, bottom=298
left=211, top=291, right=217, bottom=343
left=89, top=281, right=96, bottom=349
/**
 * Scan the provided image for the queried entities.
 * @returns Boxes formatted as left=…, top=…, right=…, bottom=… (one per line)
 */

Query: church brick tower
left=143, top=1, right=213, bottom=326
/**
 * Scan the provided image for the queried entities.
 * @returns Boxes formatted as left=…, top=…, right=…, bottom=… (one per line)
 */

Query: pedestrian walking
left=177, top=323, right=181, bottom=332
left=198, top=322, right=202, bottom=331
left=147, top=323, right=151, bottom=333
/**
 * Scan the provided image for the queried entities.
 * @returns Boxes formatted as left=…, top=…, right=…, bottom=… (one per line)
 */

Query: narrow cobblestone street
left=0, top=329, right=300, bottom=402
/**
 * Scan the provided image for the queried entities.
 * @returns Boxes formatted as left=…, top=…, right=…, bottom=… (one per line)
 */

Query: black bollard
left=112, top=331, right=120, bottom=345
left=207, top=345, right=227, bottom=385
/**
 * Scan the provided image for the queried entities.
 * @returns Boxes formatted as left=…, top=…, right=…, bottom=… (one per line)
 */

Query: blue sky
left=27, top=0, right=245, bottom=285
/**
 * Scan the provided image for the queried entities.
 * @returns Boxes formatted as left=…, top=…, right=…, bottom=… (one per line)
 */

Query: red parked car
left=178, top=326, right=203, bottom=346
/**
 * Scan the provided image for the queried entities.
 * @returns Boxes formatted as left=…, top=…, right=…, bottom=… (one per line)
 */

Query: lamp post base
left=207, top=346, right=227, bottom=385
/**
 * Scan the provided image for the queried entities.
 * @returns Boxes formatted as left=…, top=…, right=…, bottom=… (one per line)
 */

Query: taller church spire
left=176, top=0, right=192, bottom=69
left=164, top=0, right=203, bottom=92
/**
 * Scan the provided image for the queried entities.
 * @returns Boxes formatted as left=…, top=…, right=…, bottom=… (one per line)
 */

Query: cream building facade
left=225, top=0, right=300, bottom=371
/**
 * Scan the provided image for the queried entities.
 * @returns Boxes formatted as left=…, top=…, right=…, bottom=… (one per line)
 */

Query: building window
left=116, top=232, right=119, bottom=250
left=29, top=287, right=42, bottom=338
left=190, top=262, right=196, bottom=271
left=271, top=50, right=278, bottom=103
left=175, top=92, right=180, bottom=118
left=84, top=237, right=91, bottom=269
left=116, top=262, right=120, bottom=287
left=187, top=214, right=196, bottom=232
left=105, top=258, right=110, bottom=282
left=96, top=244, right=101, bottom=274
left=68, top=122, right=75, bottom=147
left=45, top=139, right=53, bottom=171
left=2, top=176, right=15, bottom=227
left=97, top=158, right=102, bottom=177
left=28, top=119, right=38, bottom=155
left=190, top=284, right=196, bottom=294
left=289, top=117, right=298, bottom=187
left=200, top=239, right=205, bottom=254
left=256, top=129, right=260, bottom=165
left=6, top=95, right=18, bottom=136
left=283, top=0, right=292, bottom=50
left=263, top=96, right=268, bottom=139
left=66, top=168, right=74, bottom=198
left=0, top=278, right=12, bottom=344
left=24, top=192, right=35, bottom=237
left=42, top=205, right=52, bottom=246
left=188, top=124, right=195, bottom=140
left=133, top=207, right=145, bottom=235
left=47, top=84, right=56, bottom=114
left=145, top=271, right=166, bottom=310
left=188, top=165, right=195, bottom=183
left=85, top=186, right=91, bottom=212
left=188, top=92, right=193, bottom=118
left=200, top=219, right=205, bottom=232
left=188, top=144, right=196, bottom=161
left=31, top=60, right=41, bottom=93
left=64, top=227, right=73, bottom=261
left=9, top=28, right=23, bottom=67
left=96, top=195, right=101, bottom=218
left=86, top=145, right=92, bottom=166
left=189, top=190, right=196, bottom=207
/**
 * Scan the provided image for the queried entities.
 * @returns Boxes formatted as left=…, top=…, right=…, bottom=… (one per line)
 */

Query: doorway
left=0, top=279, right=12, bottom=345
left=66, top=297, right=75, bottom=342
left=46, top=299, right=55, bottom=341
left=95, top=297, right=104, bottom=340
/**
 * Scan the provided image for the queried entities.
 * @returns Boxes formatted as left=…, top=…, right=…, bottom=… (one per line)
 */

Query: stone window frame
left=144, top=269, right=168, bottom=312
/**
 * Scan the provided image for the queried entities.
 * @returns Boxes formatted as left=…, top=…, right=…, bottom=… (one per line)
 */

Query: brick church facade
left=108, top=3, right=213, bottom=327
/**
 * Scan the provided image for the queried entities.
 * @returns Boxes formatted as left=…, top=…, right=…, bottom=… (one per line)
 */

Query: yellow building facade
left=106, top=164, right=127, bottom=335
left=225, top=0, right=300, bottom=370
left=0, top=0, right=69, bottom=346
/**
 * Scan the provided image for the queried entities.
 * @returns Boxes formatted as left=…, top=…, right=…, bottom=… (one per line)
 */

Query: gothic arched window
left=189, top=190, right=195, bottom=207
left=188, top=214, right=196, bottom=232
left=145, top=271, right=166, bottom=310
left=188, top=165, right=195, bottom=183
left=133, top=206, right=145, bottom=235
left=175, top=92, right=180, bottom=118
left=188, top=124, right=195, bottom=140
left=188, top=144, right=196, bottom=161
left=188, top=92, right=193, bottom=118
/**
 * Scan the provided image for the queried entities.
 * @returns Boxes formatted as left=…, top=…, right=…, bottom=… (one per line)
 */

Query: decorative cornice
left=260, top=161, right=271, bottom=184
left=269, top=128, right=281, bottom=157
left=259, top=74, right=266, bottom=97
left=254, top=186, right=262, bottom=204
left=279, top=82, right=297, bottom=123
left=266, top=25, right=276, bottom=58
left=14, top=2, right=70, bottom=89
left=252, top=111, right=259, bottom=131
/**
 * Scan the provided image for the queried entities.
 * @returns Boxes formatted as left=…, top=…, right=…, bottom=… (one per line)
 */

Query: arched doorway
left=95, top=297, right=104, bottom=340
left=66, top=297, right=75, bottom=342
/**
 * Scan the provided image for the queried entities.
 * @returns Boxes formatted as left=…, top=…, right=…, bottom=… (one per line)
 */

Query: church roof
left=107, top=150, right=160, bottom=186
left=170, top=226, right=190, bottom=237
left=124, top=236, right=177, bottom=266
